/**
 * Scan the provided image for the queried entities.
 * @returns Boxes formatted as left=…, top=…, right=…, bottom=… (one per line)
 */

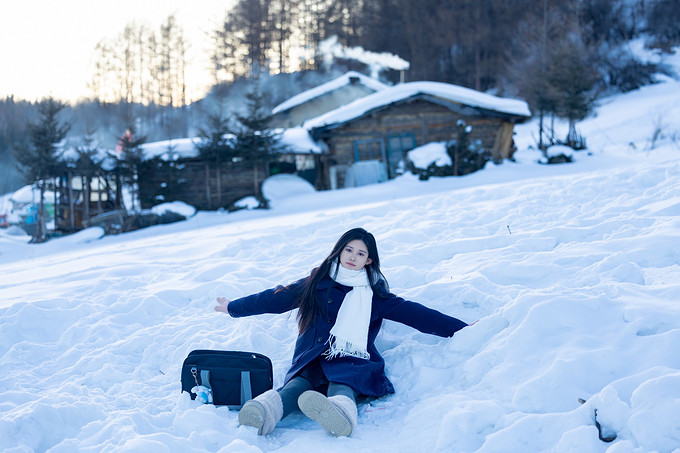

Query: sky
left=0, top=0, right=234, bottom=104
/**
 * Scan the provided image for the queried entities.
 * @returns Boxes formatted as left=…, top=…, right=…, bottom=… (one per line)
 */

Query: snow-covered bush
left=408, top=120, right=489, bottom=180
left=540, top=145, right=575, bottom=164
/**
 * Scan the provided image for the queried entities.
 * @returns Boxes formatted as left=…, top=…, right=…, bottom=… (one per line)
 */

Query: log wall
left=138, top=158, right=267, bottom=210
left=320, top=100, right=514, bottom=169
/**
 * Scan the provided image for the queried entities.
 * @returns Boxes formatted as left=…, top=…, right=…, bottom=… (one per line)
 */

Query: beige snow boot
left=298, top=390, right=357, bottom=437
left=238, top=389, right=283, bottom=435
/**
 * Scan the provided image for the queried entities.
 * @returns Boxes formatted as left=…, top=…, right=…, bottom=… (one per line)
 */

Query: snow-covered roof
left=139, top=127, right=325, bottom=161
left=304, top=81, right=532, bottom=130
left=272, top=71, right=389, bottom=114
left=278, top=127, right=327, bottom=154
left=60, top=147, right=118, bottom=171
left=140, top=137, right=204, bottom=161
left=61, top=148, right=99, bottom=163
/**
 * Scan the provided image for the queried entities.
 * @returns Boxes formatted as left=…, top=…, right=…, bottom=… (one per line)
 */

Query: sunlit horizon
left=0, top=0, right=233, bottom=104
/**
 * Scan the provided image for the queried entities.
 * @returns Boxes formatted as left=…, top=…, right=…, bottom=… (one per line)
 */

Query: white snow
left=407, top=142, right=451, bottom=169
left=151, top=201, right=197, bottom=219
left=277, top=127, right=325, bottom=154
left=141, top=137, right=204, bottom=161
left=8, top=185, right=54, bottom=204
left=2, top=54, right=680, bottom=453
left=304, top=81, right=532, bottom=130
left=54, top=226, right=106, bottom=244
left=545, top=145, right=575, bottom=159
left=261, top=174, right=316, bottom=208
left=272, top=71, right=389, bottom=114
left=234, top=196, right=261, bottom=210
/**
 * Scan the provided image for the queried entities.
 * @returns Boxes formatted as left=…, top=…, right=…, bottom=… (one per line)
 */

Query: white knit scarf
left=325, top=261, right=373, bottom=360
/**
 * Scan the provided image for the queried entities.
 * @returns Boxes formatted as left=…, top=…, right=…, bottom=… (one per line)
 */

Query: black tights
left=278, top=376, right=357, bottom=418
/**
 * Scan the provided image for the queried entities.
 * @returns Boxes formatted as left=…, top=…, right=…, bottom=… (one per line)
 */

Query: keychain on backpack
left=190, top=368, right=213, bottom=404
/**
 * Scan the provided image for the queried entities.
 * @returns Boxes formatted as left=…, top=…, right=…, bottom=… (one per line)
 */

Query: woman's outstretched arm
left=215, top=277, right=307, bottom=318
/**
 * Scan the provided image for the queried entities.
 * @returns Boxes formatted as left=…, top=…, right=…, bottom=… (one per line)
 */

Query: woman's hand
left=214, top=297, right=231, bottom=314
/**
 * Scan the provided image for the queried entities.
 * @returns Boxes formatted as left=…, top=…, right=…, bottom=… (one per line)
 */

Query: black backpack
left=181, top=350, right=273, bottom=409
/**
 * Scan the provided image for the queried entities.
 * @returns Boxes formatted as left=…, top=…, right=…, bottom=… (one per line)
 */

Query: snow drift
left=2, top=52, right=680, bottom=453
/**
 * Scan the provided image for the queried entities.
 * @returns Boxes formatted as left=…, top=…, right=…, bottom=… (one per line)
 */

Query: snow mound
left=407, top=142, right=451, bottom=169
left=546, top=145, right=576, bottom=158
left=2, top=50, right=680, bottom=453
left=55, top=226, right=105, bottom=244
left=262, top=174, right=316, bottom=205
left=234, top=196, right=261, bottom=210
left=3, top=225, right=30, bottom=237
left=150, top=201, right=197, bottom=218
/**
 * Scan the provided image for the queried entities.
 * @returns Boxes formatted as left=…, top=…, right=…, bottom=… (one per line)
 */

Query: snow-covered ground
left=2, top=61, right=680, bottom=452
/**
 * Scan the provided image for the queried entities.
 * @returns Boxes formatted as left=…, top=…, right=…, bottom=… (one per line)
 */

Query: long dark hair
left=295, top=228, right=389, bottom=333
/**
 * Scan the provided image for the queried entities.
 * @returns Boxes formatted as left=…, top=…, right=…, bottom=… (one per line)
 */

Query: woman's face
left=339, top=239, right=372, bottom=271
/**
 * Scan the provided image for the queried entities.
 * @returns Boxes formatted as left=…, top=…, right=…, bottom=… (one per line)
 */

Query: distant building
left=141, top=79, right=532, bottom=206
left=305, top=81, right=531, bottom=189
left=136, top=129, right=325, bottom=210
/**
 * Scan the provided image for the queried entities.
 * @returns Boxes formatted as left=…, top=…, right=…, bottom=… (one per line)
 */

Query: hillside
left=1, top=55, right=679, bottom=452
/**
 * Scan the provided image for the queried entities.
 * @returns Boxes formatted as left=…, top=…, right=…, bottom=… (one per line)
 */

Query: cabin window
left=386, top=134, right=416, bottom=178
left=353, top=139, right=386, bottom=163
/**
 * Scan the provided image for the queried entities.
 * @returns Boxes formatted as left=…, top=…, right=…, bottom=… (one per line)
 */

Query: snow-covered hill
left=1, top=59, right=680, bottom=451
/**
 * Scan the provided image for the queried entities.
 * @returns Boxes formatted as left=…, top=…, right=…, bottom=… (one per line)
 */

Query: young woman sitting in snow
left=214, top=227, right=470, bottom=437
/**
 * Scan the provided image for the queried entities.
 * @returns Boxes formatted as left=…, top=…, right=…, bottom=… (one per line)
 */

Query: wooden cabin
left=53, top=151, right=125, bottom=233
left=306, top=81, right=532, bottom=189
left=137, top=129, right=325, bottom=210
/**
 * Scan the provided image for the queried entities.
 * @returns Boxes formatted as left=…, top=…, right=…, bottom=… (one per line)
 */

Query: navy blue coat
left=227, top=275, right=467, bottom=397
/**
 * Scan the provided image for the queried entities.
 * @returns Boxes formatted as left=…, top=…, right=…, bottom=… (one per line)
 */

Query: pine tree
left=196, top=111, right=236, bottom=163
left=196, top=110, right=236, bottom=208
left=115, top=126, right=147, bottom=212
left=231, top=83, right=288, bottom=198
left=546, top=37, right=600, bottom=148
left=72, top=129, right=105, bottom=225
left=13, top=97, right=71, bottom=243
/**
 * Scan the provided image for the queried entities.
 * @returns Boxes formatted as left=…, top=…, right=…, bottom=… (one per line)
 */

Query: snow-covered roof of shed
left=272, top=71, right=389, bottom=114
left=304, top=81, right=532, bottom=130
left=140, top=137, right=203, bottom=161
left=139, top=127, right=324, bottom=161
left=60, top=146, right=118, bottom=171
left=279, top=127, right=327, bottom=153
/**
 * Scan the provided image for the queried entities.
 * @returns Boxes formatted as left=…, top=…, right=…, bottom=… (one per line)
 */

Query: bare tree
left=13, top=97, right=71, bottom=243
left=271, top=0, right=295, bottom=73
left=646, top=0, right=680, bottom=51
left=233, top=0, right=275, bottom=77
left=210, top=12, right=241, bottom=84
left=295, top=0, right=328, bottom=70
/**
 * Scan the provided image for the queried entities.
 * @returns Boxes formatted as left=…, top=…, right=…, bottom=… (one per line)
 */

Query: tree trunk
left=68, top=173, right=75, bottom=231
left=253, top=163, right=260, bottom=197
left=83, top=175, right=90, bottom=226
left=205, top=163, right=212, bottom=209
left=216, top=158, right=222, bottom=207
left=538, top=110, right=546, bottom=154
left=116, top=171, right=123, bottom=211
left=568, top=119, right=577, bottom=147
left=453, top=148, right=460, bottom=176
left=97, top=176, right=103, bottom=215
left=32, top=182, right=46, bottom=243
